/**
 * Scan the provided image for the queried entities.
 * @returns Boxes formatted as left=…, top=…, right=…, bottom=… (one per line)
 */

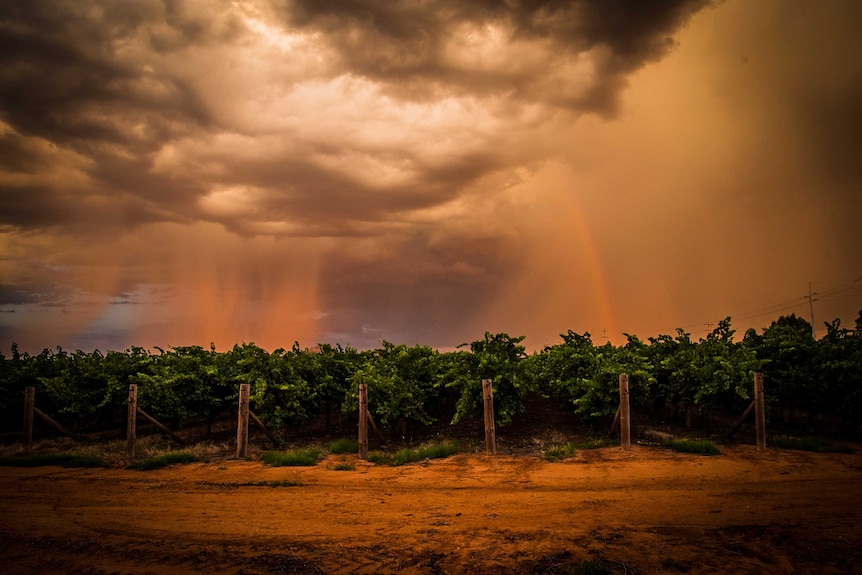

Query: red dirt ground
left=1, top=445, right=861, bottom=574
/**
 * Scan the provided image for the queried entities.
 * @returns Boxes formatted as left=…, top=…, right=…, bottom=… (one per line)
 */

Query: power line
left=813, top=276, right=862, bottom=299
left=727, top=277, right=861, bottom=326
left=614, top=276, right=861, bottom=340
left=806, top=282, right=816, bottom=337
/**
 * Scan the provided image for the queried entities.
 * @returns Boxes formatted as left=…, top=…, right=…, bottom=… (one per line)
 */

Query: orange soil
left=1, top=445, right=861, bottom=574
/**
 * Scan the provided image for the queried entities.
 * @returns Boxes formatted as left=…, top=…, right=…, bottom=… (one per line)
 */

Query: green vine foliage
left=530, top=331, right=652, bottom=422
left=1, top=312, right=861, bottom=434
left=448, top=332, right=531, bottom=427
left=345, top=342, right=444, bottom=427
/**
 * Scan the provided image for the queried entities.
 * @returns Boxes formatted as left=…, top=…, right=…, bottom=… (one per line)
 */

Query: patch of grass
left=128, top=452, right=198, bottom=470
left=332, top=462, right=355, bottom=471
left=663, top=438, right=721, bottom=456
left=544, top=442, right=576, bottom=462
left=329, top=438, right=359, bottom=454
left=0, top=453, right=107, bottom=468
left=391, top=441, right=461, bottom=466
left=773, top=436, right=854, bottom=454
left=366, top=451, right=391, bottom=465
left=573, top=561, right=612, bottom=575
left=262, top=448, right=322, bottom=467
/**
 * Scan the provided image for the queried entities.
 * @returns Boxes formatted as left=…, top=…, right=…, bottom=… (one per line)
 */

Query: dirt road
left=1, top=445, right=860, bottom=574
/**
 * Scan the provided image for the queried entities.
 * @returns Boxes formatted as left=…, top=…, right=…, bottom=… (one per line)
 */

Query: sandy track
left=1, top=445, right=861, bottom=574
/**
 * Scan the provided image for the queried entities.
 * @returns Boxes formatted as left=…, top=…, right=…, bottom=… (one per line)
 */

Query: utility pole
left=806, top=282, right=816, bottom=338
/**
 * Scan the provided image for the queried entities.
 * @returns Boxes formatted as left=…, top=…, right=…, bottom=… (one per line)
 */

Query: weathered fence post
left=23, top=386, right=35, bottom=454
left=482, top=379, right=496, bottom=455
left=236, top=383, right=250, bottom=459
left=754, top=372, right=766, bottom=450
left=619, top=374, right=631, bottom=451
left=127, top=384, right=137, bottom=460
left=358, top=383, right=368, bottom=460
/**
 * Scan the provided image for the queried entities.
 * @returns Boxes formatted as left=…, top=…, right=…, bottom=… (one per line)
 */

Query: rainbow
left=568, top=193, right=618, bottom=344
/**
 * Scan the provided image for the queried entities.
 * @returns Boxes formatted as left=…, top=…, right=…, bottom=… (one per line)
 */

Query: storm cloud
left=1, top=0, right=860, bottom=352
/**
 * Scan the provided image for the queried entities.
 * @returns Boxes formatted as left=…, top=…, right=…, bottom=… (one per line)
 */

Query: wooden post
left=358, top=383, right=368, bottom=460
left=23, top=386, right=35, bottom=454
left=127, top=384, right=137, bottom=460
left=482, top=379, right=496, bottom=455
left=236, top=383, right=250, bottom=459
left=619, top=374, right=631, bottom=451
left=754, top=372, right=766, bottom=450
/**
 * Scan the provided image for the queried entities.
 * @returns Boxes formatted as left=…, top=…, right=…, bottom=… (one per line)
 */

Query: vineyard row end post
left=358, top=383, right=368, bottom=460
left=619, top=374, right=631, bottom=451
left=127, top=384, right=137, bottom=460
left=482, top=379, right=496, bottom=455
left=754, top=372, right=766, bottom=450
left=236, top=383, right=250, bottom=459
left=23, top=386, right=35, bottom=454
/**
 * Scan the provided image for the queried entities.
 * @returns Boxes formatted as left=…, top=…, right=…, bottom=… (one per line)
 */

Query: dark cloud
left=0, top=2, right=214, bottom=148
left=317, top=227, right=519, bottom=348
left=0, top=0, right=225, bottom=238
left=281, top=0, right=711, bottom=113
left=7, top=0, right=856, bottom=354
left=193, top=146, right=503, bottom=237
left=0, top=0, right=712, bottom=242
left=0, top=283, right=39, bottom=305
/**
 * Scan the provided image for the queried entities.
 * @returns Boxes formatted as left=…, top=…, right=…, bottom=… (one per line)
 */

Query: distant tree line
left=1, top=312, right=860, bottom=436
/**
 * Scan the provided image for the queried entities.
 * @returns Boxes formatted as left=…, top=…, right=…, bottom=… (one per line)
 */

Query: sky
left=1, top=0, right=861, bottom=354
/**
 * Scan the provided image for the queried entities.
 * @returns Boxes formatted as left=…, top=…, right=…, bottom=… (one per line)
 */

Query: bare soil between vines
left=1, top=445, right=861, bottom=574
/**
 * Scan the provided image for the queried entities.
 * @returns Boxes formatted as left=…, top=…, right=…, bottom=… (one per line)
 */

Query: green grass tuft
left=332, top=462, right=355, bottom=471
left=329, top=438, right=359, bottom=454
left=129, top=452, right=198, bottom=470
left=773, top=436, right=854, bottom=454
left=544, top=442, right=576, bottom=462
left=366, top=452, right=391, bottom=465
left=391, top=441, right=461, bottom=466
left=0, top=453, right=107, bottom=468
left=663, top=438, right=721, bottom=456
left=262, top=448, right=322, bottom=467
